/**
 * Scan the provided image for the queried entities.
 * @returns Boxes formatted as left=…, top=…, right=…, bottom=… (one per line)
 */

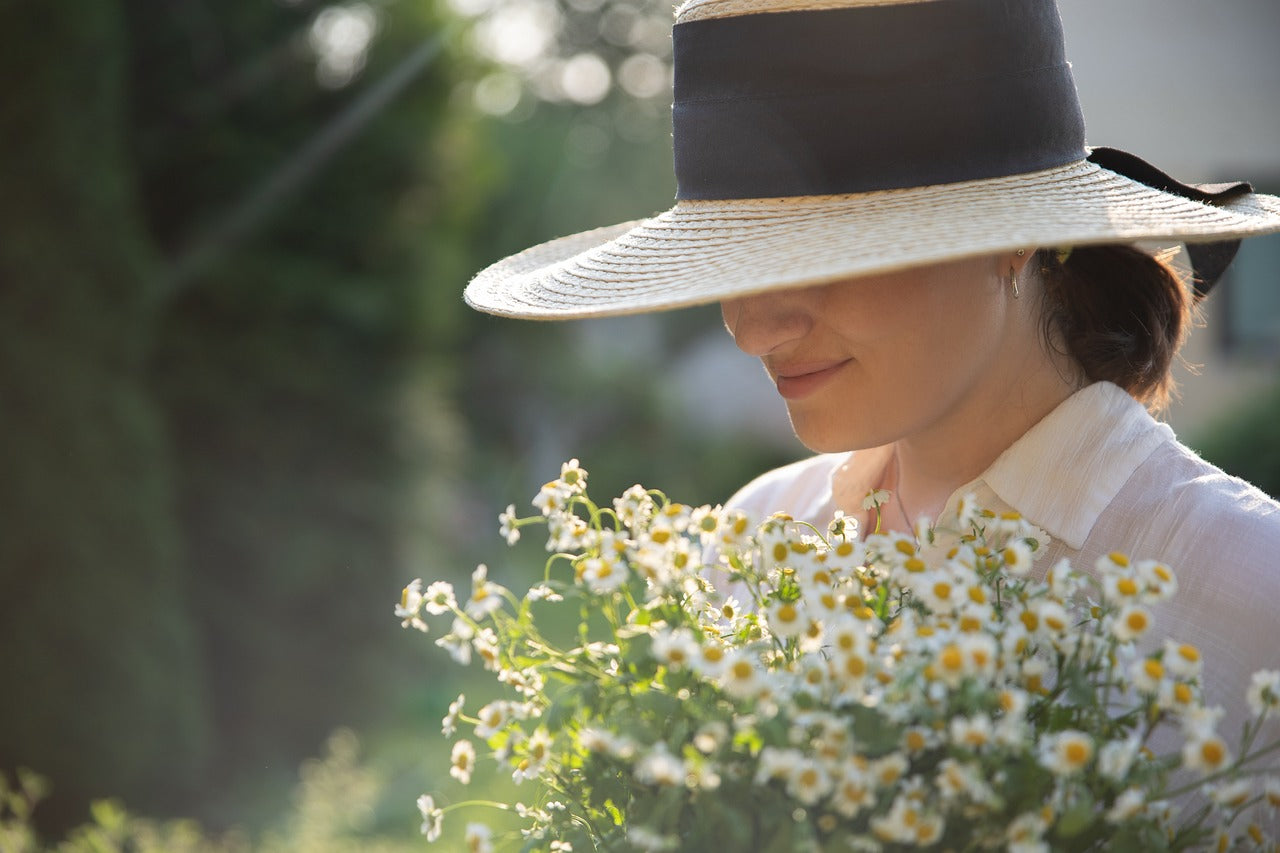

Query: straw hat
left=465, top=0, right=1280, bottom=320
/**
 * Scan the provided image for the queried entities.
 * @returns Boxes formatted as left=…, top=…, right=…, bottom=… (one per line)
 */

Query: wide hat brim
left=465, top=158, right=1280, bottom=321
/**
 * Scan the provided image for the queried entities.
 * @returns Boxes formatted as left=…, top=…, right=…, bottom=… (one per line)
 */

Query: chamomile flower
left=436, top=618, right=475, bottom=665
left=464, top=822, right=493, bottom=853
left=1097, top=736, right=1140, bottom=781
left=1263, top=776, right=1280, bottom=812
left=417, top=794, right=443, bottom=841
left=831, top=762, right=876, bottom=818
left=463, top=627, right=498, bottom=671
left=442, top=693, right=465, bottom=736
left=1001, top=538, right=1034, bottom=575
left=396, top=579, right=428, bottom=632
left=950, top=714, right=995, bottom=751
left=474, top=700, right=516, bottom=740
left=1208, top=779, right=1253, bottom=810
left=1111, top=604, right=1154, bottom=642
left=450, top=739, right=476, bottom=784
left=498, top=504, right=521, bottom=545
left=862, top=489, right=891, bottom=511
left=512, top=728, right=553, bottom=784
left=1135, top=559, right=1178, bottom=602
left=579, top=555, right=628, bottom=593
left=1182, top=733, right=1231, bottom=774
left=765, top=597, right=807, bottom=638
left=465, top=564, right=506, bottom=618
left=634, top=745, right=685, bottom=787
left=1163, top=640, right=1203, bottom=680
left=1106, top=788, right=1147, bottom=823
left=423, top=581, right=457, bottom=615
left=785, top=757, right=832, bottom=805
left=1131, top=656, right=1167, bottom=694
left=1039, top=730, right=1094, bottom=776
left=718, top=650, right=766, bottom=699
left=1246, top=669, right=1280, bottom=717
left=651, top=627, right=698, bottom=671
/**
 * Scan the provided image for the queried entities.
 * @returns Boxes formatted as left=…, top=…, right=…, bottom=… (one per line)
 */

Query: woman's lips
left=772, top=360, right=851, bottom=400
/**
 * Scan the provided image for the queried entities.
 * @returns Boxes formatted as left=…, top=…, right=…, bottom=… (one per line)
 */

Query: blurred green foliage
left=0, top=0, right=796, bottom=839
left=1191, top=380, right=1280, bottom=500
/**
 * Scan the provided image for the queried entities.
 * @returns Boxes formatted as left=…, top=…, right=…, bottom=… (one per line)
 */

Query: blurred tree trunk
left=0, top=0, right=210, bottom=827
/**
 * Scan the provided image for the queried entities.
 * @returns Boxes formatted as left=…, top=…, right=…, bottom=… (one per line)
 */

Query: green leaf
left=761, top=819, right=796, bottom=853
left=1054, top=788, right=1095, bottom=838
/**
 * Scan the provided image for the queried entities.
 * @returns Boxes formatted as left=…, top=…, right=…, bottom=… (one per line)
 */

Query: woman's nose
left=720, top=291, right=814, bottom=357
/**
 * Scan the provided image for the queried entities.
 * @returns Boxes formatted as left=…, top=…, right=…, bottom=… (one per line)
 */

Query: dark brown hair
left=1036, top=245, right=1193, bottom=413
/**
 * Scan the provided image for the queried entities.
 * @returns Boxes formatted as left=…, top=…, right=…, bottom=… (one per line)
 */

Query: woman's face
left=720, top=255, right=1035, bottom=453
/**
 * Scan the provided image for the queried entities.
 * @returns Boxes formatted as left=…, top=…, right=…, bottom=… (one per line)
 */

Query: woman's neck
left=890, top=359, right=1082, bottom=527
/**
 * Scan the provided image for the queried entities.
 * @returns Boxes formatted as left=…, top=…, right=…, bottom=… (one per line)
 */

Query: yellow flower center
left=1125, top=610, right=1149, bottom=632
left=1063, top=740, right=1091, bottom=767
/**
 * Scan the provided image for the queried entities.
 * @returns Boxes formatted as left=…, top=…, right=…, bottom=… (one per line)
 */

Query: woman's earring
left=1010, top=266, right=1020, bottom=299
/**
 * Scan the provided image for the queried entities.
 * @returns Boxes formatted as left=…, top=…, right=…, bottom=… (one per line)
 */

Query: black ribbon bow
left=1087, top=147, right=1253, bottom=299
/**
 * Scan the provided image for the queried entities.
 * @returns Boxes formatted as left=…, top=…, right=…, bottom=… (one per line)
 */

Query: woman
left=465, top=0, right=1280, bottom=793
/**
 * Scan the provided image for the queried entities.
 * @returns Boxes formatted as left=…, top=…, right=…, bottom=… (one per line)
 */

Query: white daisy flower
left=1130, top=656, right=1166, bottom=694
left=435, top=618, right=475, bottom=666
left=1110, top=604, right=1154, bottom=642
left=1162, top=640, right=1202, bottom=680
left=785, top=757, right=832, bottom=805
left=765, top=597, right=807, bottom=638
left=1097, top=736, right=1140, bottom=781
left=1246, top=670, right=1280, bottom=718
left=1106, top=788, right=1146, bottom=824
left=417, top=794, right=443, bottom=841
left=634, top=745, right=685, bottom=787
left=512, top=728, right=553, bottom=784
left=862, top=489, right=891, bottom=511
left=718, top=650, right=766, bottom=699
left=441, top=694, right=465, bottom=736
left=465, top=564, right=506, bottom=618
left=651, top=628, right=698, bottom=671
left=474, top=700, right=514, bottom=740
left=450, top=739, right=476, bottom=784
left=464, top=822, right=493, bottom=853
left=1039, top=730, right=1094, bottom=776
left=1208, top=779, right=1253, bottom=810
left=1181, top=734, right=1231, bottom=774
left=1135, top=559, right=1178, bottom=602
left=395, top=578, right=429, bottom=632
left=579, top=556, right=628, bottom=593
left=423, top=581, right=457, bottom=615
left=497, top=504, right=521, bottom=545
left=1001, top=538, right=1034, bottom=575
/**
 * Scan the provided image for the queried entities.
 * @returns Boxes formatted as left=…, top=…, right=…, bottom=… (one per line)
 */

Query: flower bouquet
left=399, top=461, right=1280, bottom=851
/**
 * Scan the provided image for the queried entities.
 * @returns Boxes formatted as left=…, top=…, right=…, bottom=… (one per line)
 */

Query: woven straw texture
left=465, top=160, right=1280, bottom=320
left=675, top=0, right=928, bottom=24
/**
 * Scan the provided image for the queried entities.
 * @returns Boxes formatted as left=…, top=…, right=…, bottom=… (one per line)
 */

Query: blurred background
left=1, top=0, right=1276, bottom=847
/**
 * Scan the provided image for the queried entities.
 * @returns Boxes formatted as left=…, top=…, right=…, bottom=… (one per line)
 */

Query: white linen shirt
left=727, top=381, right=1280, bottom=767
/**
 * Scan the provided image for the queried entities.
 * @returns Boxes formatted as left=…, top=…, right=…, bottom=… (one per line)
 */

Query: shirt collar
left=967, top=382, right=1175, bottom=550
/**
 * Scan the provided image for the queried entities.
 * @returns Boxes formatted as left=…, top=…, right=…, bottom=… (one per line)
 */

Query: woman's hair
left=1036, top=245, right=1193, bottom=413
